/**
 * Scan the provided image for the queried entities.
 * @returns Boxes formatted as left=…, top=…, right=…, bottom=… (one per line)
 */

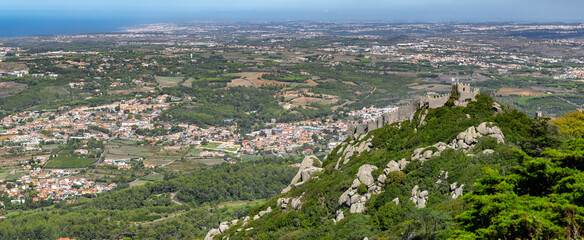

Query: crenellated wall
left=348, top=83, right=479, bottom=137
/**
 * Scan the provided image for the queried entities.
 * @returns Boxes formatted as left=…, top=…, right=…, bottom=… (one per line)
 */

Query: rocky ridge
left=411, top=122, right=505, bottom=162
left=203, top=85, right=512, bottom=239
left=204, top=120, right=507, bottom=238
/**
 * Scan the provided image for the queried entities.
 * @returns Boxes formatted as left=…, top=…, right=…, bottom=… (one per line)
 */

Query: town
left=1, top=22, right=584, bottom=208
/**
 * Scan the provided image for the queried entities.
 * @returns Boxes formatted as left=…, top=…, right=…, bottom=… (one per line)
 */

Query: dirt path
left=170, top=192, right=184, bottom=205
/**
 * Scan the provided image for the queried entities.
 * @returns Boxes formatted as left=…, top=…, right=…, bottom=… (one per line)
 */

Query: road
left=92, top=148, right=108, bottom=166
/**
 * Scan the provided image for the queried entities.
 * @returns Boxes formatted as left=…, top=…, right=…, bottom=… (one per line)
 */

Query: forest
left=0, top=158, right=296, bottom=239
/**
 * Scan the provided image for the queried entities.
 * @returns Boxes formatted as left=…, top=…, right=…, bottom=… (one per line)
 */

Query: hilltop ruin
left=348, top=83, right=479, bottom=138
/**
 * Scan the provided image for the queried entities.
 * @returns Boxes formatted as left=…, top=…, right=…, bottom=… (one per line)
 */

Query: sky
left=1, top=0, right=584, bottom=37
left=2, top=0, right=584, bottom=22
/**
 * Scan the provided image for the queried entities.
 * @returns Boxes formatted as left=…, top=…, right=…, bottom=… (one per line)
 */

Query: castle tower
left=535, top=107, right=543, bottom=119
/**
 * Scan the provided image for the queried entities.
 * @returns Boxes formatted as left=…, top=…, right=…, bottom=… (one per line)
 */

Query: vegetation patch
left=44, top=156, right=97, bottom=168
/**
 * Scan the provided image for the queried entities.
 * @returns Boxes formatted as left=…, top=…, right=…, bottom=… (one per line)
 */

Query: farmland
left=44, top=156, right=97, bottom=168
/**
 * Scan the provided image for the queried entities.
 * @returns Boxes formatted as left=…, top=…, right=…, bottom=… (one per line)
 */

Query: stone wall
left=348, top=83, right=479, bottom=137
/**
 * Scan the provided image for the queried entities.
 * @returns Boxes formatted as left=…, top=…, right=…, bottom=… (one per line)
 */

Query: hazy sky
left=2, top=0, right=584, bottom=22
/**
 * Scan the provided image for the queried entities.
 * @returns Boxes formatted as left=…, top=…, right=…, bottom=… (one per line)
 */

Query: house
left=74, top=149, right=89, bottom=155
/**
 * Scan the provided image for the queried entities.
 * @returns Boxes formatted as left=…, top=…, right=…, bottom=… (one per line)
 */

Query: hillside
left=0, top=158, right=297, bottom=239
left=205, top=90, right=580, bottom=239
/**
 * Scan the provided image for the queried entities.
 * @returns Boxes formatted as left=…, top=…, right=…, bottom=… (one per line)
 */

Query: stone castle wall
left=348, top=83, right=479, bottom=137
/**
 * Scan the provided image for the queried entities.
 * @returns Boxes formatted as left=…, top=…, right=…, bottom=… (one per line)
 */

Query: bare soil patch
left=228, top=72, right=314, bottom=87
left=497, top=88, right=545, bottom=96
left=0, top=135, right=17, bottom=141
left=305, top=79, right=318, bottom=86
left=227, top=78, right=253, bottom=87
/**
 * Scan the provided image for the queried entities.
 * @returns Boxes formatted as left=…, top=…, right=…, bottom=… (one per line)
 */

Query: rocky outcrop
left=336, top=159, right=410, bottom=221
left=492, top=102, right=503, bottom=114
left=435, top=170, right=449, bottom=185
left=411, top=185, right=429, bottom=208
left=335, top=136, right=373, bottom=169
left=411, top=122, right=505, bottom=162
left=282, top=155, right=323, bottom=193
left=452, top=122, right=504, bottom=150
left=450, top=182, right=465, bottom=199
left=204, top=229, right=221, bottom=240
left=335, top=209, right=345, bottom=222
left=482, top=149, right=495, bottom=154
left=337, top=164, right=379, bottom=214
left=411, top=142, right=449, bottom=162
left=277, top=193, right=304, bottom=211
left=357, top=164, right=378, bottom=186
left=204, top=206, right=272, bottom=240
left=253, top=206, right=273, bottom=220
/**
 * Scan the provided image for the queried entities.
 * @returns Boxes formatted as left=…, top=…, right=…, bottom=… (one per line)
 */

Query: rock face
left=282, top=155, right=323, bottom=193
left=410, top=185, right=429, bottom=208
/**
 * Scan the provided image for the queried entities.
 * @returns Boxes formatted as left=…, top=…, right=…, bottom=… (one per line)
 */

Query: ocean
left=0, top=9, right=208, bottom=38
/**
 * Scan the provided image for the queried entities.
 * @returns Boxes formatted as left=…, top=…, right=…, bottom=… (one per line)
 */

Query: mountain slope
left=207, top=93, right=565, bottom=239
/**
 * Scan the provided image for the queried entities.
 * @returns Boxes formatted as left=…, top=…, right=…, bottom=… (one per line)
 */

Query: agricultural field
left=106, top=144, right=154, bottom=159
left=44, top=156, right=97, bottom=168
left=0, top=135, right=17, bottom=141
left=496, top=87, right=546, bottom=96
left=156, top=76, right=184, bottom=88
left=226, top=72, right=314, bottom=87
left=180, top=78, right=195, bottom=87
left=0, top=171, right=22, bottom=181
left=198, top=141, right=240, bottom=153
left=0, top=82, right=27, bottom=97
left=497, top=94, right=580, bottom=118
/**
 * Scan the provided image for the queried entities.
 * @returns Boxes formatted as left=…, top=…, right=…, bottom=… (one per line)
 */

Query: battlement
left=347, top=83, right=480, bottom=138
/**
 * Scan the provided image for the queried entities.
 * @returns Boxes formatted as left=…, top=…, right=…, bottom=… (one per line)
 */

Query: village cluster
left=0, top=91, right=391, bottom=203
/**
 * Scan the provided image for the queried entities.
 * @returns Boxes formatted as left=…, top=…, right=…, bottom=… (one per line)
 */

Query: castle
left=347, top=83, right=479, bottom=138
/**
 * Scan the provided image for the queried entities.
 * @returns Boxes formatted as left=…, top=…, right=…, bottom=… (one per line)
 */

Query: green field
left=181, top=78, right=195, bottom=87
left=44, top=156, right=97, bottom=168
left=156, top=76, right=183, bottom=88
left=0, top=171, right=23, bottom=180
left=40, top=144, right=60, bottom=151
